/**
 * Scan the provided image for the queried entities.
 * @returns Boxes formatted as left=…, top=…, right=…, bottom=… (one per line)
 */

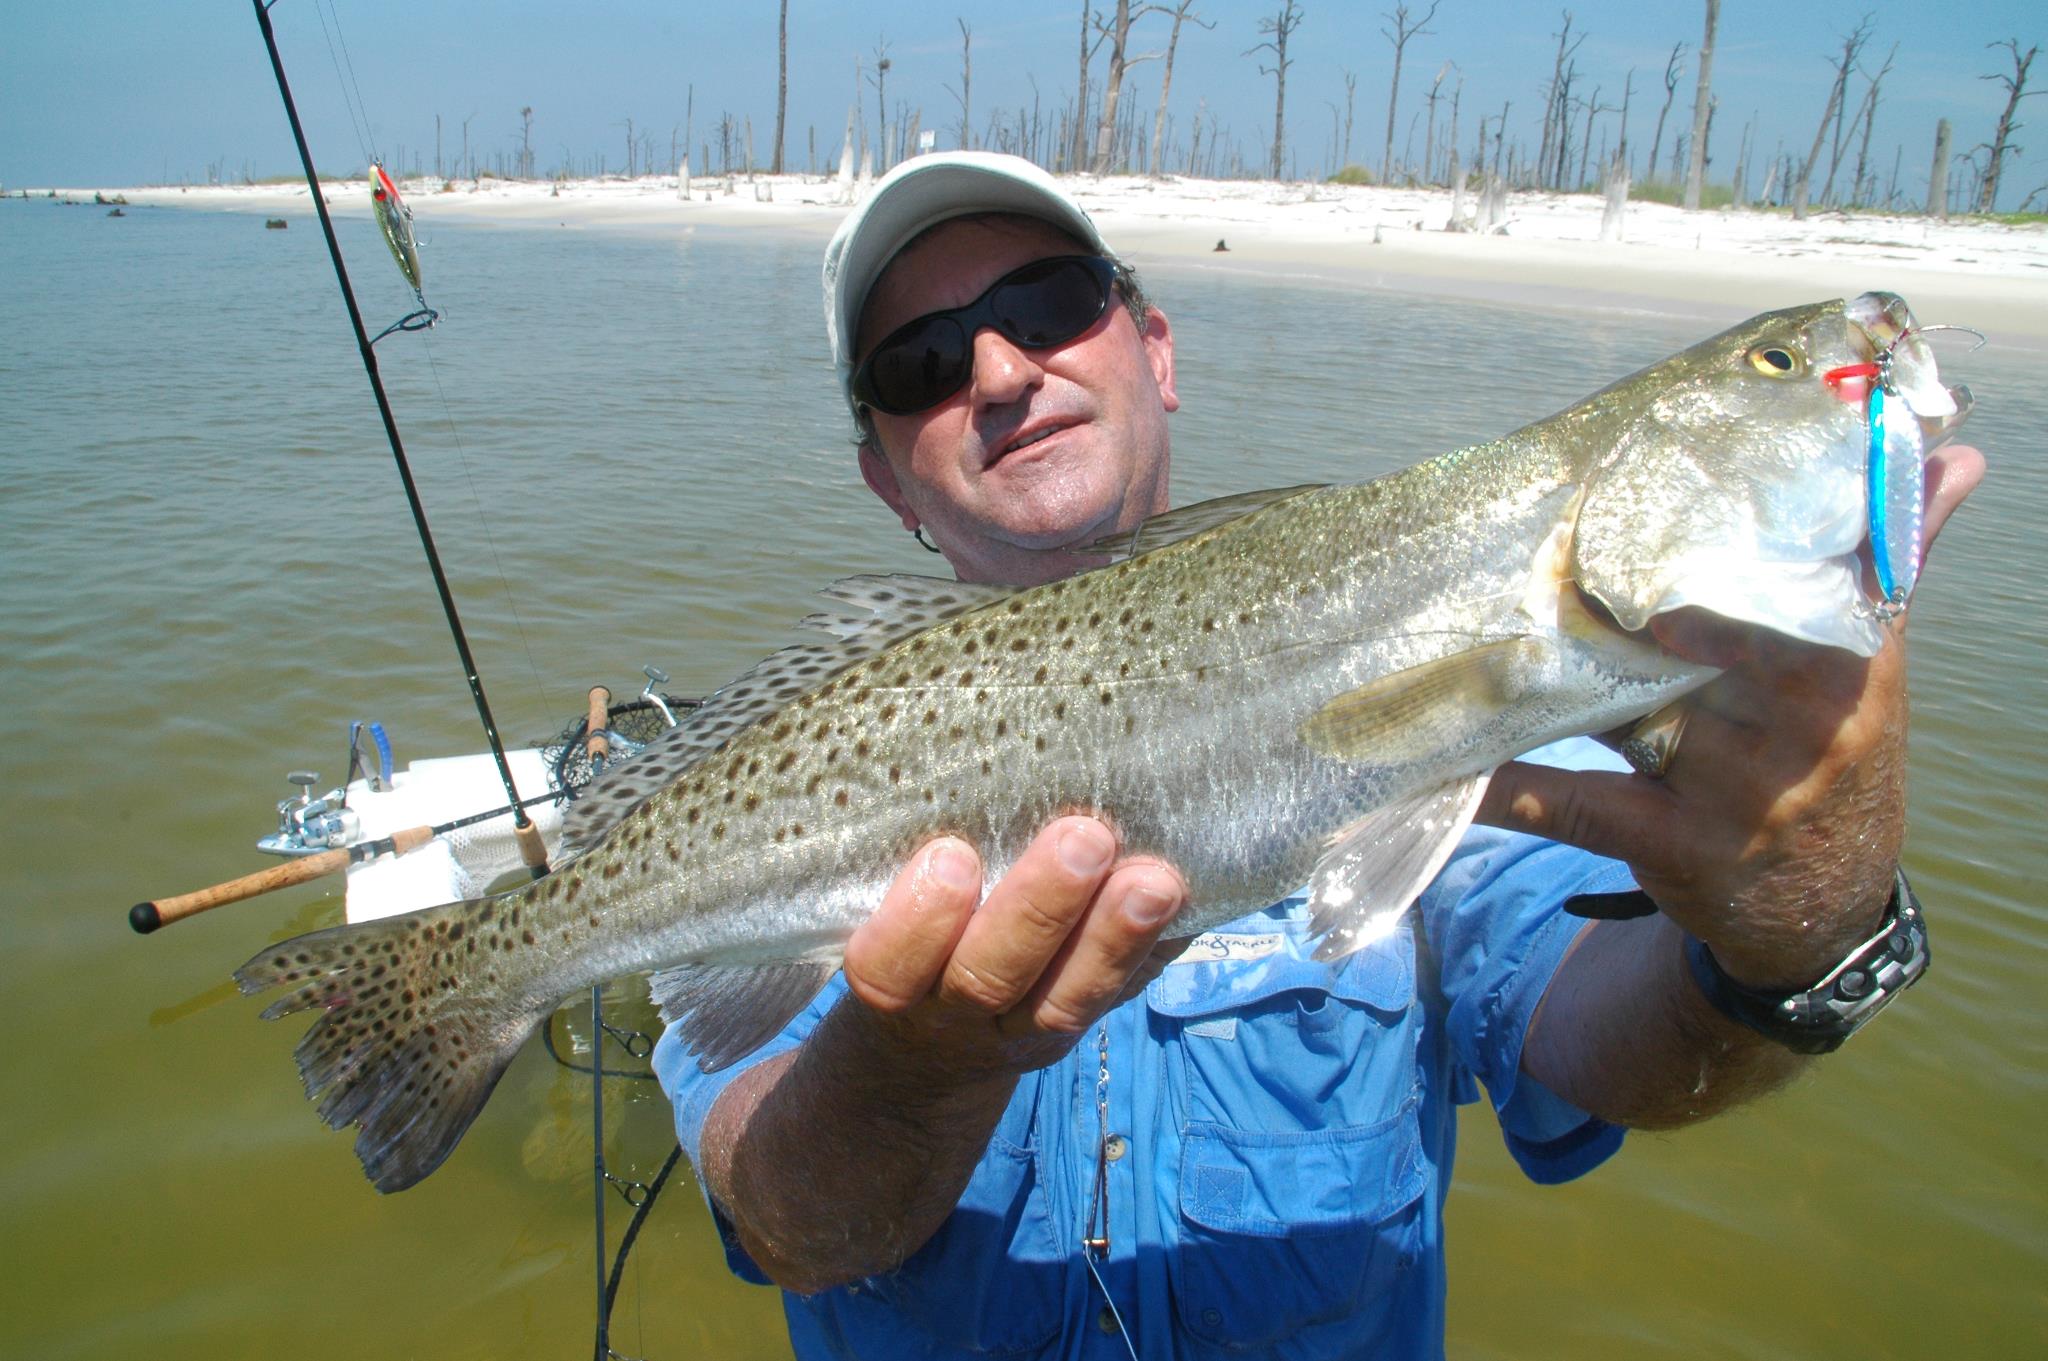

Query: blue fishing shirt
left=655, top=738, right=1636, bottom=1360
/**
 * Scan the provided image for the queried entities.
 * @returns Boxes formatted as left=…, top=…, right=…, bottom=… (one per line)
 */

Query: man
left=654, top=152, right=1982, bottom=1357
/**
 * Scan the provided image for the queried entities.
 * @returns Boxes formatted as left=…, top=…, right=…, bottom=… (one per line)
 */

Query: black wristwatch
left=1683, top=867, right=1930, bottom=1055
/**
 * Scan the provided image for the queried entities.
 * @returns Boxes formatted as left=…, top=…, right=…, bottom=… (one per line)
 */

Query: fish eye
left=1748, top=345, right=1804, bottom=377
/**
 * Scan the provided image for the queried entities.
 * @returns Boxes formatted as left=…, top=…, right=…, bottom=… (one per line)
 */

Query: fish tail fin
left=235, top=898, right=548, bottom=1193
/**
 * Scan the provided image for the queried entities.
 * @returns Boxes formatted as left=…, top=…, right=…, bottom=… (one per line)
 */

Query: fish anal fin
left=1300, top=637, right=1544, bottom=766
left=650, top=959, right=841, bottom=1072
left=1308, top=774, right=1491, bottom=962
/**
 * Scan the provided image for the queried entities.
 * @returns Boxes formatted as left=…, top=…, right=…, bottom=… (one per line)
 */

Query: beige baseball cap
left=822, top=151, right=1108, bottom=414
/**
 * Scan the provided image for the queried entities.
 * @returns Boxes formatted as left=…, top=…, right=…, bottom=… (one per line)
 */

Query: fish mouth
left=1846, top=291, right=1968, bottom=430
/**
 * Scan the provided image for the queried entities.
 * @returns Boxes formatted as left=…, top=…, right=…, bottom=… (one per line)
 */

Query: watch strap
left=1684, top=868, right=1929, bottom=1055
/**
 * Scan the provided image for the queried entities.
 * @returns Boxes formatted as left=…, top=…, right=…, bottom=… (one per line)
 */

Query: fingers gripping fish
left=234, top=292, right=1971, bottom=1191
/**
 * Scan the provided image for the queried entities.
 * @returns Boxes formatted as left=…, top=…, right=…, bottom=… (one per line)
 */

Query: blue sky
left=8, top=1, right=2043, bottom=209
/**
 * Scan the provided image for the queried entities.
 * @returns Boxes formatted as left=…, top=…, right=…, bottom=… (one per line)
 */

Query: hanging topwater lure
left=370, top=160, right=430, bottom=317
left=1829, top=295, right=1978, bottom=620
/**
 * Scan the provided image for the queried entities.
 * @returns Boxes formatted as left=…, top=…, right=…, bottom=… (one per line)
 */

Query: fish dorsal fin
left=1077, top=483, right=1329, bottom=560
left=1299, top=637, right=1548, bottom=765
left=1307, top=773, right=1490, bottom=962
left=649, top=958, right=841, bottom=1072
left=558, top=574, right=1014, bottom=858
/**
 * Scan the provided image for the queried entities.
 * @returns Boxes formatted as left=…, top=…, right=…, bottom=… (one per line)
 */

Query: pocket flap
left=1180, top=1099, right=1426, bottom=1237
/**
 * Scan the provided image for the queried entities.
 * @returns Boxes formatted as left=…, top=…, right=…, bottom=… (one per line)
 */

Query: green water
left=2, top=198, right=2042, bottom=1359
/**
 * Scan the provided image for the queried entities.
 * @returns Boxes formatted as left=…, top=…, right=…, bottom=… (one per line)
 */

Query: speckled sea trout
left=238, top=292, right=1969, bottom=1191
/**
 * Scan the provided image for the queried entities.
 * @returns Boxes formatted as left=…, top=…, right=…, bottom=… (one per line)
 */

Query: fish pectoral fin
left=1307, top=773, right=1491, bottom=963
left=650, top=958, right=841, bottom=1072
left=1299, top=637, right=1545, bottom=765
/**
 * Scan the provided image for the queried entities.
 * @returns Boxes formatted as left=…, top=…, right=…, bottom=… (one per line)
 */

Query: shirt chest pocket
left=1146, top=927, right=1430, bottom=1349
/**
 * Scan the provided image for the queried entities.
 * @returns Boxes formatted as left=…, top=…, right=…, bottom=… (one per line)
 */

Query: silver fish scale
left=518, top=435, right=1632, bottom=993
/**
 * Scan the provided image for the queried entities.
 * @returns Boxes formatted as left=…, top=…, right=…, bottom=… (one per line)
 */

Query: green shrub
left=1326, top=164, right=1375, bottom=186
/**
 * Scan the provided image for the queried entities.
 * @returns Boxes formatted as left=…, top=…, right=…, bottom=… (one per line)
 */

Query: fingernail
left=1119, top=883, right=1180, bottom=929
left=928, top=841, right=979, bottom=894
left=1056, top=823, right=1114, bottom=876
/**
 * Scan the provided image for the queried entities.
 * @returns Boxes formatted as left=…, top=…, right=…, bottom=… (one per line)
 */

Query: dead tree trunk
left=771, top=0, right=788, bottom=173
left=1928, top=118, right=1951, bottom=218
left=1151, top=5, right=1213, bottom=175
left=1538, top=12, right=1578, bottom=189
left=1979, top=39, right=2042, bottom=213
left=1847, top=44, right=1897, bottom=207
left=1381, top=3, right=1441, bottom=184
left=1246, top=1, right=1304, bottom=180
left=1092, top=1, right=1165, bottom=175
left=1793, top=18, right=1871, bottom=219
left=1682, top=0, right=1718, bottom=210
left=952, top=20, right=973, bottom=151
left=1645, top=42, right=1683, bottom=183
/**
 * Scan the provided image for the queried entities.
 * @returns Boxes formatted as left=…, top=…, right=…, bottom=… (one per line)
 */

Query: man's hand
left=699, top=819, right=1186, bottom=1292
left=1491, top=446, right=1984, bottom=1125
left=845, top=817, right=1190, bottom=1078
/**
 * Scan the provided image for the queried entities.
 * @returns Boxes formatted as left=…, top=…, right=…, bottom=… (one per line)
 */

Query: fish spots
left=602, top=861, right=623, bottom=880
left=1099, top=689, right=1114, bottom=705
left=792, top=823, right=805, bottom=838
left=827, top=747, right=841, bottom=765
left=777, top=751, right=798, bottom=772
left=964, top=640, right=979, bottom=655
left=744, top=793, right=760, bottom=812
left=975, top=689, right=989, bottom=704
left=665, top=840, right=680, bottom=862
left=1123, top=714, right=1136, bottom=735
left=928, top=663, right=947, bottom=681
left=774, top=827, right=786, bottom=843
left=855, top=739, right=871, bottom=758
left=880, top=703, right=899, bottom=723
left=1009, top=637, right=1030, bottom=652
left=1089, top=612, right=1103, bottom=627
left=957, top=670, right=975, bottom=687
left=834, top=788, right=849, bottom=807
left=1008, top=600, right=1025, bottom=614
left=980, top=759, right=993, bottom=775
left=814, top=721, right=831, bottom=741
left=922, top=709, right=937, bottom=726
left=1203, top=617, right=1217, bottom=632
left=1054, top=701, right=1067, bottom=720
left=1033, top=665, right=1049, bottom=683
left=1120, top=609, right=1135, bottom=626
left=1035, top=735, right=1047, bottom=752
left=806, top=773, right=825, bottom=795
left=687, top=808, right=701, bottom=825
left=995, top=718, right=1008, bottom=738
left=923, top=788, right=935, bottom=803
left=713, top=822, right=727, bottom=840
left=890, top=765, right=903, bottom=784
left=949, top=724, right=964, bottom=740
left=1139, top=619, right=1153, bottom=634
left=746, top=758, right=761, bottom=777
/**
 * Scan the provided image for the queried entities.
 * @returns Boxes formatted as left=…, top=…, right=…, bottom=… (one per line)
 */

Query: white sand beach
left=83, top=169, right=2048, bottom=345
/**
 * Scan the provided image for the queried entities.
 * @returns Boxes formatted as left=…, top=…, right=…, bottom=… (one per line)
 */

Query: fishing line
left=311, top=0, right=376, bottom=167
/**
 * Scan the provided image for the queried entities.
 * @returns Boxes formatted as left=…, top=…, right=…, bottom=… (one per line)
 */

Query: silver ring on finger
left=1621, top=699, right=1691, bottom=781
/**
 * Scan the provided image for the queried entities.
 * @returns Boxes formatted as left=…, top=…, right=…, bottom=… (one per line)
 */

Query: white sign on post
left=918, top=129, right=937, bottom=154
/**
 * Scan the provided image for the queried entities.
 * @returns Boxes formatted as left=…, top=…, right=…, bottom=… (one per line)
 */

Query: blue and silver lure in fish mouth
left=1837, top=293, right=1978, bottom=621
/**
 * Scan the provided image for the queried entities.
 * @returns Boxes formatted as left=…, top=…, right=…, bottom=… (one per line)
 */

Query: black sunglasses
left=851, top=255, right=1122, bottom=416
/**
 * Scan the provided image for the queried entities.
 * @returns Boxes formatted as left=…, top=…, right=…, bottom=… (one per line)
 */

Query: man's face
left=855, top=216, right=1179, bottom=586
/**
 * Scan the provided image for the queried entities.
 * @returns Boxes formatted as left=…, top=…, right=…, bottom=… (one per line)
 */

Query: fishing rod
left=250, top=0, right=547, bottom=878
left=127, top=786, right=569, bottom=935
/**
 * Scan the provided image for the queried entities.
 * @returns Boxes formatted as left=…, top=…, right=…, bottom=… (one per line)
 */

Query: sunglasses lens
left=863, top=315, right=969, bottom=415
left=856, top=257, right=1115, bottom=415
left=990, top=258, right=1110, bottom=346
